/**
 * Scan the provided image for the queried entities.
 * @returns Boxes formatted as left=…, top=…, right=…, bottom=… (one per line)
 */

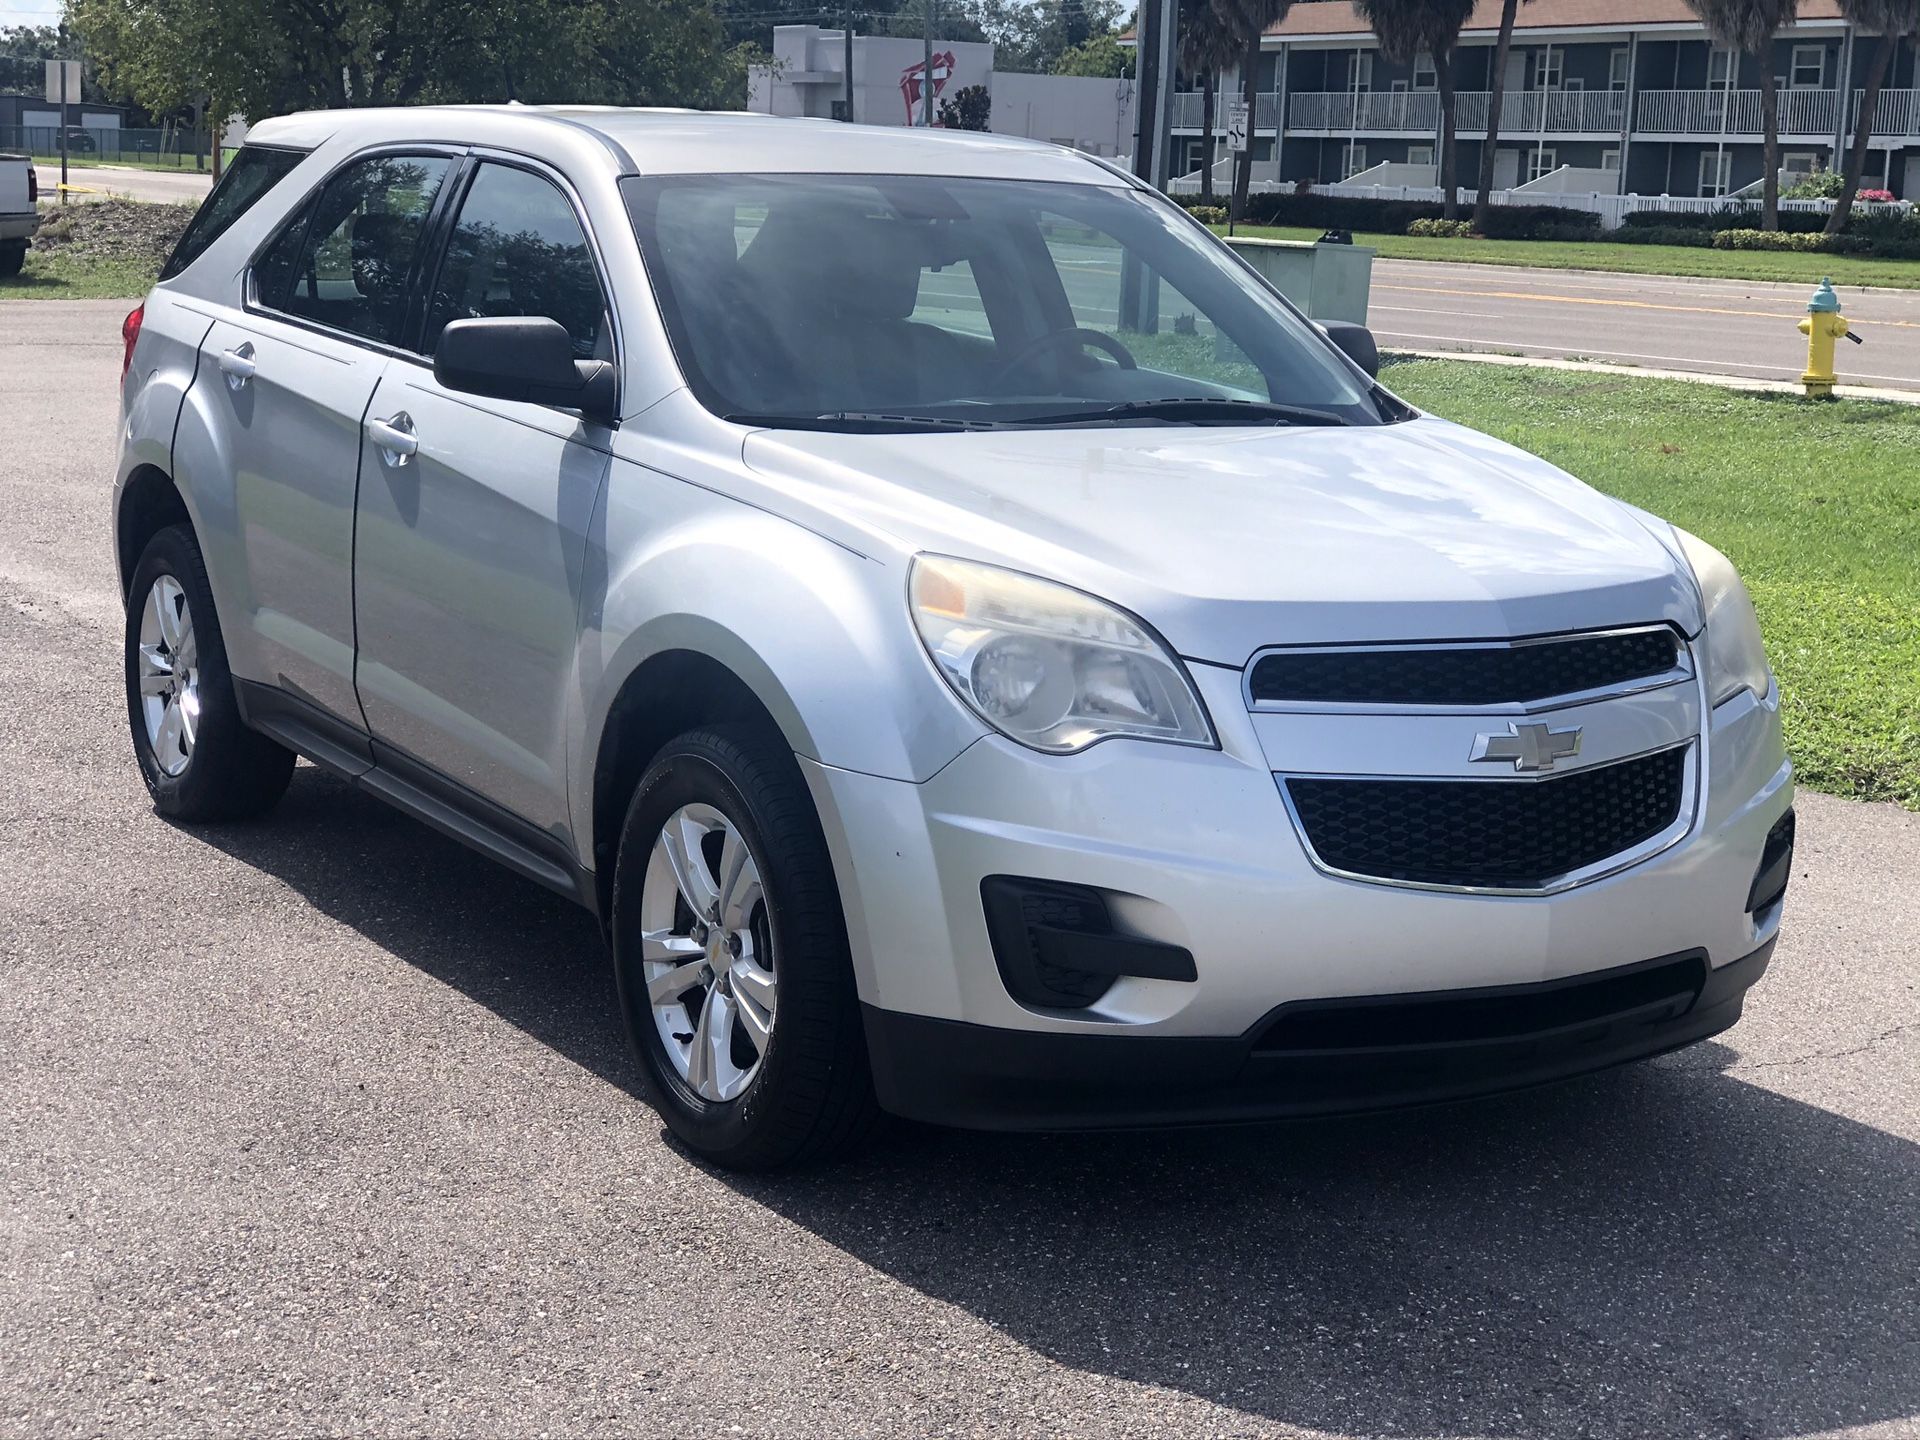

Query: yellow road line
left=1375, top=281, right=1920, bottom=329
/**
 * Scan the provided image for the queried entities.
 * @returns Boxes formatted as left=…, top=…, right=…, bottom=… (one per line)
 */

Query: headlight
left=910, top=555, right=1216, bottom=754
left=1675, top=528, right=1771, bottom=705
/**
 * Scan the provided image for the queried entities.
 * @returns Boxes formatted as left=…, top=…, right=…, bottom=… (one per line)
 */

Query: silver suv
left=117, top=107, right=1793, bottom=1169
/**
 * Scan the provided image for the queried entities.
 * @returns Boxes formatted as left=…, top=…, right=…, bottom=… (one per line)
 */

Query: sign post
left=1224, top=99, right=1250, bottom=234
left=45, top=59, right=82, bottom=205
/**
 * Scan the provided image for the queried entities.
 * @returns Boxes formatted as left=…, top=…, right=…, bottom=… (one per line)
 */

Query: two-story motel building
left=1172, top=0, right=1920, bottom=199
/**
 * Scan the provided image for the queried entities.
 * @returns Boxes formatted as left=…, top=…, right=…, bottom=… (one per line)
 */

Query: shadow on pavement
left=196, top=765, right=1920, bottom=1439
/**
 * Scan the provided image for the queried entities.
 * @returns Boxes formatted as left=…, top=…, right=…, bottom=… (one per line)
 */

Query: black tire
left=124, top=523, right=294, bottom=821
left=610, top=724, right=878, bottom=1170
left=0, top=242, right=25, bottom=280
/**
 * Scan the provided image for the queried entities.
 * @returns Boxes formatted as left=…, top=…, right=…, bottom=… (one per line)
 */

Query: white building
left=747, top=26, right=1136, bottom=158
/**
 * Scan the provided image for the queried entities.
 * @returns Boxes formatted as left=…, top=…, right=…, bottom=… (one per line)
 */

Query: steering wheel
left=997, top=326, right=1138, bottom=379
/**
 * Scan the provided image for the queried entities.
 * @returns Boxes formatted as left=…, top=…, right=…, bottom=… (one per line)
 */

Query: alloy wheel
left=136, top=574, right=199, bottom=778
left=640, top=803, right=779, bottom=1102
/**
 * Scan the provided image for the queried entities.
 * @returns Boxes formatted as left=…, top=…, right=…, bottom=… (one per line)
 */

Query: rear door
left=193, top=150, right=454, bottom=725
left=350, top=159, right=615, bottom=835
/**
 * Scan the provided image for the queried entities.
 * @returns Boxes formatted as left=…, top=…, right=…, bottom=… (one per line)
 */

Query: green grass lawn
left=1387, top=359, right=1920, bottom=808
left=1215, top=223, right=1920, bottom=290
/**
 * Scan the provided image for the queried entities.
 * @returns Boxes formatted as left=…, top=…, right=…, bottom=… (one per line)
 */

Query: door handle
left=218, top=342, right=256, bottom=390
left=367, top=411, right=418, bottom=467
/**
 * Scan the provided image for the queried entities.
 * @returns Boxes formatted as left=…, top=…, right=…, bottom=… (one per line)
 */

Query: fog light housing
left=980, top=876, right=1196, bottom=1011
left=1747, top=809, right=1795, bottom=915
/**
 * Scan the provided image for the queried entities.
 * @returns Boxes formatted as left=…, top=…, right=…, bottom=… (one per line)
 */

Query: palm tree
left=1178, top=0, right=1240, bottom=202
left=1825, top=0, right=1919, bottom=234
left=1219, top=0, right=1295, bottom=221
left=1355, top=0, right=1476, bottom=218
left=1683, top=0, right=1797, bottom=230
left=1471, top=0, right=1530, bottom=230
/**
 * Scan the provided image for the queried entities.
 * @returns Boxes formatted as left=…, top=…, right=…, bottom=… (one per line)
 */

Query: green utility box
left=1223, top=237, right=1375, bottom=325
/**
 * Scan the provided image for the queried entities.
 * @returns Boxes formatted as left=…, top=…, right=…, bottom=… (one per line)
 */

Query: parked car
left=114, top=108, right=1794, bottom=1169
left=0, top=153, right=37, bottom=277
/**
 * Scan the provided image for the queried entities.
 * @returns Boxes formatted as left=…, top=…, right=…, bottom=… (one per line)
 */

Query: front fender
left=572, top=458, right=984, bottom=863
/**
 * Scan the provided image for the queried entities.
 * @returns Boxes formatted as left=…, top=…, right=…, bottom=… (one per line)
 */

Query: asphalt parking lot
left=3, top=299, right=1918, bottom=1438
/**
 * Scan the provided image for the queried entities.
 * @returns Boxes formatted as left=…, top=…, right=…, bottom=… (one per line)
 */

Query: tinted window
left=423, top=164, right=607, bottom=360
left=255, top=153, right=452, bottom=347
left=160, top=145, right=305, bottom=281
left=625, top=174, right=1378, bottom=426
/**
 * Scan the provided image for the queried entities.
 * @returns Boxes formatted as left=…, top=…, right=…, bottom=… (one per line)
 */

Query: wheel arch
left=115, top=464, right=195, bottom=599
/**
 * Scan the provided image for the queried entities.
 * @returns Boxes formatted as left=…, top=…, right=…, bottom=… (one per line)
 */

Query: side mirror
left=434, top=316, right=617, bottom=420
left=1319, top=320, right=1380, bottom=378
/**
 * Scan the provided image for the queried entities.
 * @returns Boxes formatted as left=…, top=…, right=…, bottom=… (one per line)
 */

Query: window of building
left=1348, top=52, right=1373, bottom=92
left=1609, top=48, right=1630, bottom=91
left=1600, top=148, right=1622, bottom=171
left=1407, top=144, right=1435, bottom=166
left=1342, top=142, right=1368, bottom=177
left=1790, top=45, right=1825, bottom=89
left=1535, top=46, right=1563, bottom=91
left=1527, top=146, right=1559, bottom=182
left=1782, top=151, right=1821, bottom=182
left=1698, top=149, right=1732, bottom=196
left=1707, top=49, right=1734, bottom=91
left=254, top=153, right=454, bottom=347
left=1413, top=53, right=1437, bottom=90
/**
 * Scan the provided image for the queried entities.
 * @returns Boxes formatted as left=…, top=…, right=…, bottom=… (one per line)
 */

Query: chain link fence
left=0, top=126, right=217, bottom=170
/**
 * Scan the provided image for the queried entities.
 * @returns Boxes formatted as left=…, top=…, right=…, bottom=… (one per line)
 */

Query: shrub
left=1406, top=217, right=1475, bottom=237
left=1859, top=188, right=1895, bottom=204
left=1611, top=224, right=1716, bottom=248
left=1186, top=205, right=1228, bottom=225
left=1711, top=228, right=1872, bottom=254
left=1784, top=170, right=1847, bottom=200
left=1473, top=204, right=1603, bottom=240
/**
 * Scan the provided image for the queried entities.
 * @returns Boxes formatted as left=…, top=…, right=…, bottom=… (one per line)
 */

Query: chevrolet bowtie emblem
left=1470, top=721, right=1584, bottom=773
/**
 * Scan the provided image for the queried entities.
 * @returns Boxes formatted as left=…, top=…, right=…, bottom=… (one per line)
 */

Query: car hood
left=741, top=415, right=1698, bottom=665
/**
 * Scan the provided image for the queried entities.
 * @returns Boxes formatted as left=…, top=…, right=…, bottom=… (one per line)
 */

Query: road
left=34, top=163, right=214, bottom=207
left=1367, top=257, right=1920, bottom=391
left=4, top=299, right=1919, bottom=1438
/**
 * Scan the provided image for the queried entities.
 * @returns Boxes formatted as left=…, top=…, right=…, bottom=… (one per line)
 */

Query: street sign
left=1225, top=100, right=1250, bottom=154
left=43, top=59, right=82, bottom=105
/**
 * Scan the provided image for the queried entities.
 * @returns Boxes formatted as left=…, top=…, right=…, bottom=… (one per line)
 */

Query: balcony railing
left=1287, top=88, right=1627, bottom=134
left=1851, top=88, right=1920, bottom=136
left=1636, top=88, right=1840, bottom=136
left=1168, top=90, right=1282, bottom=130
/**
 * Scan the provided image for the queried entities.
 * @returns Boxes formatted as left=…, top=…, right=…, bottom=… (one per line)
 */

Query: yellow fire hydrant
left=1797, top=277, right=1853, bottom=399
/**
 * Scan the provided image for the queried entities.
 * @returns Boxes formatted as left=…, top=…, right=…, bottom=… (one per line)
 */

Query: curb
left=1383, top=347, right=1920, bottom=405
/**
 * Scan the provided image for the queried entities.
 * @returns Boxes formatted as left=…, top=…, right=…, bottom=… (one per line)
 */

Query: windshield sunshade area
left=622, top=172, right=1386, bottom=431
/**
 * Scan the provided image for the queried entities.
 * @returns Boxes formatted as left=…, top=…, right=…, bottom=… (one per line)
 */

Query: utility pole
left=58, top=60, right=70, bottom=204
left=923, top=0, right=936, bottom=126
left=844, top=13, right=854, bottom=121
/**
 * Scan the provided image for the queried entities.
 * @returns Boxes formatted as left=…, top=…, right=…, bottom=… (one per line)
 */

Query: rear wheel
left=610, top=725, right=877, bottom=1170
left=0, top=242, right=24, bottom=279
left=124, top=524, right=293, bottom=821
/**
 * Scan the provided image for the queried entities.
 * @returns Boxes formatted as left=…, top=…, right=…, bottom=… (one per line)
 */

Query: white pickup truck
left=1, top=154, right=39, bottom=278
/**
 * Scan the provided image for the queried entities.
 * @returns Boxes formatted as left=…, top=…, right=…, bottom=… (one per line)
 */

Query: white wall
left=749, top=25, right=1133, bottom=154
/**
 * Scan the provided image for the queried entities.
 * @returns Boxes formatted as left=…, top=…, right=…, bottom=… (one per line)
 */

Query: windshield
left=621, top=173, right=1386, bottom=430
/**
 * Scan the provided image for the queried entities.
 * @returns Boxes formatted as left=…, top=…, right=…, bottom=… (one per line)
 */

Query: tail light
left=27, top=168, right=37, bottom=203
left=121, top=303, right=144, bottom=382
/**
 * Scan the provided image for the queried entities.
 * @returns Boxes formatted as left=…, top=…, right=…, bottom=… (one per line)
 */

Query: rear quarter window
left=160, top=145, right=307, bottom=281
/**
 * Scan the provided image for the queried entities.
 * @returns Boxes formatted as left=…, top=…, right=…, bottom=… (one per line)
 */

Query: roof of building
left=1262, top=0, right=1844, bottom=38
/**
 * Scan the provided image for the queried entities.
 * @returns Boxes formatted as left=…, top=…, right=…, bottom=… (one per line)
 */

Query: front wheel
left=124, top=524, right=294, bottom=821
left=610, top=725, right=877, bottom=1170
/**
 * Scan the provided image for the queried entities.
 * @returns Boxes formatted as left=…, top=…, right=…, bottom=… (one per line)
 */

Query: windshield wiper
left=1010, top=397, right=1351, bottom=428
left=724, top=410, right=1003, bottom=433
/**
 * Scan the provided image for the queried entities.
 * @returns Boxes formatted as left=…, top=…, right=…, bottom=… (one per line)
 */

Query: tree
left=1470, top=0, right=1528, bottom=230
left=1825, top=0, right=1918, bottom=234
left=1683, top=0, right=1796, bottom=230
left=1177, top=0, right=1238, bottom=200
left=1053, top=32, right=1136, bottom=76
left=68, top=0, right=743, bottom=123
left=1218, top=0, right=1294, bottom=222
left=938, top=81, right=992, bottom=127
left=1355, top=0, right=1474, bottom=218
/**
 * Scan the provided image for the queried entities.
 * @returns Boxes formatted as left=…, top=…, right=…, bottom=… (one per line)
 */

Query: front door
left=351, top=160, right=615, bottom=836
left=192, top=150, right=454, bottom=724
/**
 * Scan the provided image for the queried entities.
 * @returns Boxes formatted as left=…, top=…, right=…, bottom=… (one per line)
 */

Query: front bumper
left=863, top=939, right=1773, bottom=1130
left=802, top=670, right=1791, bottom=1125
